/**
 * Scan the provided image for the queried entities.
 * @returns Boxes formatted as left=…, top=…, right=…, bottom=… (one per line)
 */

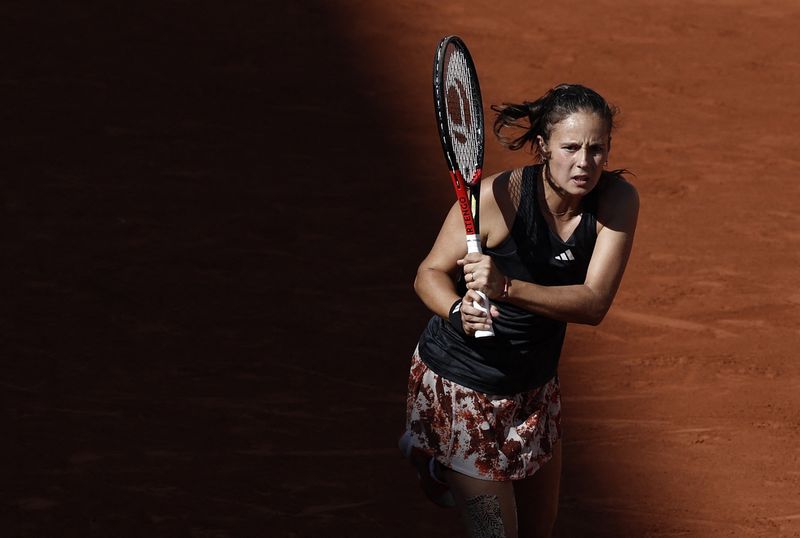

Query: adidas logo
left=554, top=249, right=575, bottom=262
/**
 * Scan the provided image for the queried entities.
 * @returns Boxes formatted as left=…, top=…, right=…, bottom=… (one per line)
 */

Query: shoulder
left=482, top=167, right=528, bottom=200
left=476, top=169, right=510, bottom=207
left=598, top=171, right=639, bottom=208
left=596, top=170, right=639, bottom=229
left=482, top=169, right=512, bottom=191
left=477, top=168, right=525, bottom=245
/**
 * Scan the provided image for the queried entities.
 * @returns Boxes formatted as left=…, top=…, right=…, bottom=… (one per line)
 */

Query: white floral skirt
left=403, top=348, right=561, bottom=481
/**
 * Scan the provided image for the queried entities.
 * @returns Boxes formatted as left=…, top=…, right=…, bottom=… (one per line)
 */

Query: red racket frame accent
left=449, top=169, right=481, bottom=236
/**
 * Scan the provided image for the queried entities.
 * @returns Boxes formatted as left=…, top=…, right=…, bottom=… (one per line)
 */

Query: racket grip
left=472, top=290, right=494, bottom=338
left=464, top=234, right=495, bottom=338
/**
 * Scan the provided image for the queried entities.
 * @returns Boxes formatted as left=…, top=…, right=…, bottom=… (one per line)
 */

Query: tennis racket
left=433, top=35, right=494, bottom=338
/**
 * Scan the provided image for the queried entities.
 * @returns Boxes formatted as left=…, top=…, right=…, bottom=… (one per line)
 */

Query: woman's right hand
left=458, top=289, right=500, bottom=336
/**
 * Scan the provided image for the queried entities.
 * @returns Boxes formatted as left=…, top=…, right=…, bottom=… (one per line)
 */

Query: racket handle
left=465, top=234, right=482, bottom=256
left=465, top=234, right=495, bottom=338
left=472, top=290, right=494, bottom=338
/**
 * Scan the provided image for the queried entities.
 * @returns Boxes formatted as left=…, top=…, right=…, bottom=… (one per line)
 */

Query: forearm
left=504, top=278, right=610, bottom=325
left=414, top=267, right=460, bottom=319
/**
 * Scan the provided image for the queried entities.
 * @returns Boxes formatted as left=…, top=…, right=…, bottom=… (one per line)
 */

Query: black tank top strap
left=508, top=165, right=544, bottom=273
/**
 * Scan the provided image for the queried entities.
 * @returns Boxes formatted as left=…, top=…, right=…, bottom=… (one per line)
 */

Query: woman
left=399, top=84, right=639, bottom=537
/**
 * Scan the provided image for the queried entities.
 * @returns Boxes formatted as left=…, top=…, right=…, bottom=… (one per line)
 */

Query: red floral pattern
left=404, top=349, right=561, bottom=481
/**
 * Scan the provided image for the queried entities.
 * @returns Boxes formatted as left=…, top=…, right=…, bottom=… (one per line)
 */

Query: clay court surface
left=4, top=1, right=800, bottom=536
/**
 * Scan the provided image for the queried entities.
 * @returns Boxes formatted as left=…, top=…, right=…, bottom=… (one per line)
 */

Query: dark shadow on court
left=2, top=1, right=636, bottom=536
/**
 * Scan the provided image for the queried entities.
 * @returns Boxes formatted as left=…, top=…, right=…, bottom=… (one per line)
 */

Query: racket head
left=433, top=36, right=485, bottom=188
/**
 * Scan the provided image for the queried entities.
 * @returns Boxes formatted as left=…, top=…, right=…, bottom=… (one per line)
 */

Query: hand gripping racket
left=433, top=35, right=494, bottom=338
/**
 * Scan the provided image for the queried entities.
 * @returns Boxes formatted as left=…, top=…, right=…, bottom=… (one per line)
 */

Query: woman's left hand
left=457, top=253, right=506, bottom=300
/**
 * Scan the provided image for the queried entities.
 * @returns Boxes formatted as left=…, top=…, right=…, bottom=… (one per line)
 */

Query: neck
left=541, top=163, right=581, bottom=218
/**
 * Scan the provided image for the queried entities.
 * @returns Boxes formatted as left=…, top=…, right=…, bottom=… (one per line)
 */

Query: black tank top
left=417, top=164, right=599, bottom=394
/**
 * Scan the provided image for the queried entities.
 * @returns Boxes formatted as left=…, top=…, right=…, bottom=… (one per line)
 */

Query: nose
left=577, top=147, right=592, bottom=169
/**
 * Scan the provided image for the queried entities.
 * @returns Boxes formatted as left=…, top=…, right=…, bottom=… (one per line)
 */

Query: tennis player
left=400, top=84, right=639, bottom=537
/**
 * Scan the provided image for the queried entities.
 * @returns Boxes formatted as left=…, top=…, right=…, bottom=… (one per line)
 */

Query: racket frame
left=432, top=35, right=493, bottom=338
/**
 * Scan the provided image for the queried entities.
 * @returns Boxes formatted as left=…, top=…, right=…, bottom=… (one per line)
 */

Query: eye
left=590, top=144, right=605, bottom=154
left=562, top=144, right=579, bottom=152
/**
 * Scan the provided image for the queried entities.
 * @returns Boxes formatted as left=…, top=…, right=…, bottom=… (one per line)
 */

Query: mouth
left=571, top=174, right=590, bottom=183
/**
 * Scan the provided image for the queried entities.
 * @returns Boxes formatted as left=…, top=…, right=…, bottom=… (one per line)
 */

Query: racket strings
left=443, top=46, right=482, bottom=186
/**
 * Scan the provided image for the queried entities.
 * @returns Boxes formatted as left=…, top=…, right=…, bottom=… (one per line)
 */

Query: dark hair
left=492, top=84, right=618, bottom=160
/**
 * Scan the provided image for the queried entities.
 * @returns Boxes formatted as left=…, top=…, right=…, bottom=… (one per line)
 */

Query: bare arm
left=462, top=177, right=639, bottom=325
left=414, top=174, right=504, bottom=331
left=413, top=198, right=466, bottom=318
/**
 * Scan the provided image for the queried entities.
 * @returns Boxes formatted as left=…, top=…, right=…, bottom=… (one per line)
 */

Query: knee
left=463, top=494, right=512, bottom=538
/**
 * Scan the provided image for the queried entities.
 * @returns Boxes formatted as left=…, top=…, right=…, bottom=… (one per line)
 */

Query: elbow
left=584, top=300, right=612, bottom=326
left=413, top=266, right=429, bottom=297
left=576, top=285, right=613, bottom=325
left=585, top=312, right=605, bottom=326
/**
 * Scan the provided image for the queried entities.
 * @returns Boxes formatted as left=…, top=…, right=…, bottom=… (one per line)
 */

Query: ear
left=536, top=135, right=549, bottom=159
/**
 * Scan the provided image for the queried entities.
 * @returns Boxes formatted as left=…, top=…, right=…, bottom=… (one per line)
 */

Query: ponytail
left=492, top=84, right=618, bottom=161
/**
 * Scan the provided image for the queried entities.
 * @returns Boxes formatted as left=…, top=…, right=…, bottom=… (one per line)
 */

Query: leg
left=513, top=442, right=562, bottom=538
left=443, top=467, right=518, bottom=538
left=398, top=431, right=455, bottom=508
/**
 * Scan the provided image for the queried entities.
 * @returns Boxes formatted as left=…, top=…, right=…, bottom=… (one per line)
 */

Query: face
left=538, top=111, right=610, bottom=197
